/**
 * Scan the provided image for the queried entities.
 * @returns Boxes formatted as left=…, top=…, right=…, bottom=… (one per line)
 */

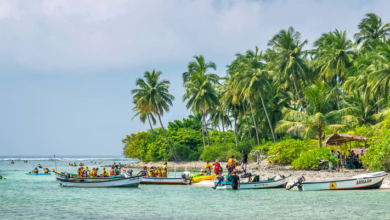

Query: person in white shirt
left=182, top=168, right=191, bottom=179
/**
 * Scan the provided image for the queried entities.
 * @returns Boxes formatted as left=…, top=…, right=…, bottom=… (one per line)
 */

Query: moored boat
left=141, top=177, right=191, bottom=185
left=287, top=171, right=387, bottom=191
left=59, top=174, right=142, bottom=188
left=215, top=174, right=291, bottom=190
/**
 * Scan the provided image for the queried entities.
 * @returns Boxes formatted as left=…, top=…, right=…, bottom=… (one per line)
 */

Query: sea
left=1, top=155, right=390, bottom=219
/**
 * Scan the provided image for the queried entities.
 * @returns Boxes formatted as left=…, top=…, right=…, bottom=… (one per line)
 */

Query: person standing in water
left=212, top=159, right=222, bottom=175
left=230, top=170, right=240, bottom=190
left=205, top=161, right=212, bottom=175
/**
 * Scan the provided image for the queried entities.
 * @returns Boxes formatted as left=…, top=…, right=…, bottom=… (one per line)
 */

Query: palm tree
left=314, top=29, right=355, bottom=110
left=354, top=13, right=390, bottom=46
left=182, top=55, right=219, bottom=148
left=267, top=27, right=310, bottom=111
left=209, top=104, right=231, bottom=143
left=132, top=70, right=178, bottom=161
left=276, top=81, right=344, bottom=148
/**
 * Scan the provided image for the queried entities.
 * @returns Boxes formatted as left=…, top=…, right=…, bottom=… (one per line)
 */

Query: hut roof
left=323, top=133, right=375, bottom=146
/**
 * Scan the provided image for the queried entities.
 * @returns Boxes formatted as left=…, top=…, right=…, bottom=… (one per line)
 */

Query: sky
left=1, top=0, right=390, bottom=156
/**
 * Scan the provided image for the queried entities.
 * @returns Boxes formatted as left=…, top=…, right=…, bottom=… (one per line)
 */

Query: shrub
left=292, top=148, right=339, bottom=169
left=267, top=139, right=313, bottom=164
left=200, top=143, right=241, bottom=162
left=362, top=127, right=390, bottom=171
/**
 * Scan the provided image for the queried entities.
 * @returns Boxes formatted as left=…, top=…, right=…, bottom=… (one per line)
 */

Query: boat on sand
left=287, top=171, right=387, bottom=191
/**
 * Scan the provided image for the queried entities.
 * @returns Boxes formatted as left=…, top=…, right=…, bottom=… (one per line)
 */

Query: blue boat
left=25, top=173, right=51, bottom=175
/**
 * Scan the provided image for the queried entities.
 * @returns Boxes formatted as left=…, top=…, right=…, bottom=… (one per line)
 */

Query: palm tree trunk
left=203, top=111, right=210, bottom=146
left=248, top=97, right=260, bottom=146
left=242, top=101, right=254, bottom=149
left=258, top=90, right=276, bottom=143
left=335, top=87, right=341, bottom=110
left=291, top=72, right=304, bottom=111
left=234, top=117, right=238, bottom=147
left=200, top=114, right=206, bottom=149
left=157, top=113, right=178, bottom=162
left=222, top=116, right=226, bottom=143
left=147, top=115, right=157, bottom=138
left=318, top=131, right=322, bottom=148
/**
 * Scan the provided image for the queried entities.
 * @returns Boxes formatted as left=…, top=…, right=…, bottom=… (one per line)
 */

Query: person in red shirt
left=212, top=159, right=222, bottom=175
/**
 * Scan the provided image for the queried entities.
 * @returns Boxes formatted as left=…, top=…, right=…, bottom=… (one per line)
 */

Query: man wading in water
left=231, top=170, right=240, bottom=190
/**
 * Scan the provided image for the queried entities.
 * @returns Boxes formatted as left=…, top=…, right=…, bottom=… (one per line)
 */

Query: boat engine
left=287, top=176, right=305, bottom=190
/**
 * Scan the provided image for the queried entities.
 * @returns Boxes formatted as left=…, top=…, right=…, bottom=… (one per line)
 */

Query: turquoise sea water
left=1, top=156, right=390, bottom=220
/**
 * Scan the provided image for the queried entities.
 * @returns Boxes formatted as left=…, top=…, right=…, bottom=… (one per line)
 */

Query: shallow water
left=1, top=156, right=390, bottom=219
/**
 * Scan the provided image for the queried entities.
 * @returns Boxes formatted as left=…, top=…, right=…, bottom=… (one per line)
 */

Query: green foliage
left=362, top=127, right=390, bottom=171
left=267, top=139, right=313, bottom=164
left=292, top=148, right=339, bottom=169
left=200, top=143, right=241, bottom=162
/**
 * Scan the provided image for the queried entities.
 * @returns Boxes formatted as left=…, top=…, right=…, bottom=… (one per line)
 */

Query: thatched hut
left=323, top=133, right=376, bottom=171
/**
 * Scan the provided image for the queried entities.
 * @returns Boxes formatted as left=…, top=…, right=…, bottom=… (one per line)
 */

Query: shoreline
left=114, top=160, right=390, bottom=188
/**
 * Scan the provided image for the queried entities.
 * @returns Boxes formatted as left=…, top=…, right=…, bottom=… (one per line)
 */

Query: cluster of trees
left=127, top=13, right=390, bottom=170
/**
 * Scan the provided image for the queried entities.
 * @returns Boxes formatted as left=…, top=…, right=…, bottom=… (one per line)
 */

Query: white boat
left=59, top=174, right=142, bottom=188
left=215, top=175, right=291, bottom=190
left=288, top=171, right=387, bottom=191
left=141, top=177, right=191, bottom=185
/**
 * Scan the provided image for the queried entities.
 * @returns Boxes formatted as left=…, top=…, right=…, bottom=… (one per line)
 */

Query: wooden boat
left=53, top=170, right=124, bottom=181
left=288, top=171, right=387, bottom=191
left=59, top=174, right=142, bottom=188
left=215, top=175, right=291, bottom=190
left=141, top=177, right=191, bottom=185
left=25, top=173, right=51, bottom=176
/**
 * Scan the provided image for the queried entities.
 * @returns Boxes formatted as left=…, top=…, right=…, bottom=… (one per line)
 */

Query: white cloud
left=0, top=0, right=389, bottom=74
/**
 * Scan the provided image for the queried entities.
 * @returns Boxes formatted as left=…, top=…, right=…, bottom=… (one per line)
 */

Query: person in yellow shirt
left=149, top=167, right=155, bottom=177
left=157, top=168, right=162, bottom=178
left=162, top=162, right=168, bottom=178
left=205, top=161, right=212, bottom=176
left=153, top=168, right=158, bottom=177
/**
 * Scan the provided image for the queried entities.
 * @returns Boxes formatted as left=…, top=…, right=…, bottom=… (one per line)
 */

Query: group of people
left=32, top=167, right=50, bottom=174
left=76, top=163, right=126, bottom=178
left=137, top=162, right=168, bottom=177
left=331, top=149, right=364, bottom=170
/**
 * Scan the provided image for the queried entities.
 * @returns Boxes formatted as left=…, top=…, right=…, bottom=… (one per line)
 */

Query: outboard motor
left=287, top=176, right=305, bottom=190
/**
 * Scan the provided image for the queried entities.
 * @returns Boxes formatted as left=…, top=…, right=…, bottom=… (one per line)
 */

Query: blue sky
left=1, top=0, right=390, bottom=156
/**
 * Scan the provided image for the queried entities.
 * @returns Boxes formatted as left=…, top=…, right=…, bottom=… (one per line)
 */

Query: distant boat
left=59, top=174, right=142, bottom=188
left=215, top=175, right=291, bottom=190
left=288, top=171, right=387, bottom=191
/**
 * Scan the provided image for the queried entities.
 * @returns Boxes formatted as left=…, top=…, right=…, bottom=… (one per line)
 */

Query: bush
left=362, top=127, right=390, bottom=171
left=248, top=142, right=272, bottom=162
left=291, top=148, right=339, bottom=169
left=267, top=139, right=313, bottom=164
left=200, top=143, right=241, bottom=162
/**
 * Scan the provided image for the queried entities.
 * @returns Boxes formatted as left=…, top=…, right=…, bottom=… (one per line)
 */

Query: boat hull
left=301, top=172, right=387, bottom=191
left=141, top=177, right=191, bottom=185
left=216, top=176, right=291, bottom=190
left=59, top=176, right=143, bottom=188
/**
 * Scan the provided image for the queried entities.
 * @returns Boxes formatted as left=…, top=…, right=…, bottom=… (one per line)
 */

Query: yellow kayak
left=191, top=177, right=202, bottom=183
left=201, top=174, right=216, bottom=180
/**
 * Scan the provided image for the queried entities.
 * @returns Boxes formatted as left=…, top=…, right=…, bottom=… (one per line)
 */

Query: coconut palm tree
left=267, top=27, right=310, bottom=111
left=354, top=13, right=390, bottom=46
left=182, top=55, right=219, bottom=147
left=314, top=29, right=355, bottom=110
left=276, top=81, right=345, bottom=148
left=132, top=70, right=178, bottom=161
